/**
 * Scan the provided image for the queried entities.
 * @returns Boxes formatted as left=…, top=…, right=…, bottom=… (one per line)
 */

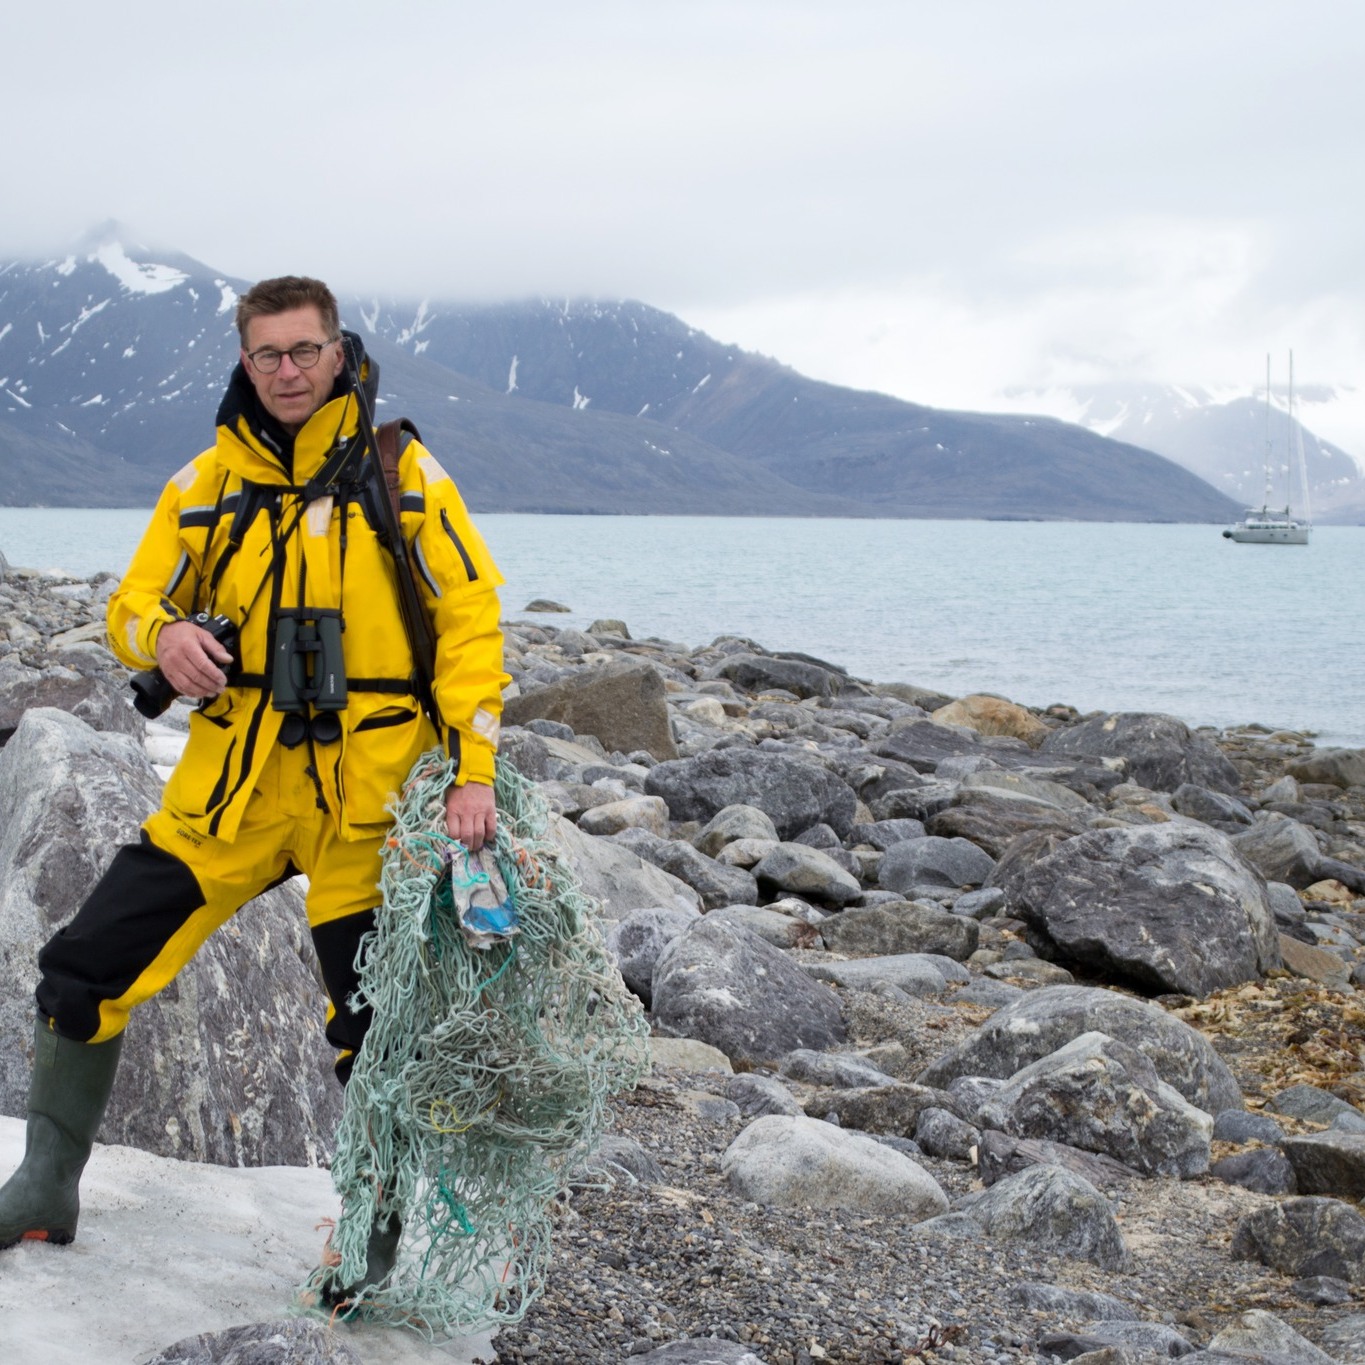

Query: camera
left=129, top=612, right=240, bottom=719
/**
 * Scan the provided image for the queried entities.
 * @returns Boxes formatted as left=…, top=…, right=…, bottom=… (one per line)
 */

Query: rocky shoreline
left=4, top=555, right=1365, bottom=1364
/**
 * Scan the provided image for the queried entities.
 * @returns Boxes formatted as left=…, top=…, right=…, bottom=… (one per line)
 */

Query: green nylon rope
left=299, top=748, right=651, bottom=1336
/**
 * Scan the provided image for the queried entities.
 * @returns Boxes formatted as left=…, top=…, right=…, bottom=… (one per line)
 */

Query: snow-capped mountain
left=2, top=226, right=1244, bottom=521
left=1007, top=381, right=1365, bottom=523
left=0, top=223, right=246, bottom=502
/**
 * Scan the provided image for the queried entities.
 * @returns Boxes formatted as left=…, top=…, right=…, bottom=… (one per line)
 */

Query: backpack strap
left=375, top=418, right=422, bottom=528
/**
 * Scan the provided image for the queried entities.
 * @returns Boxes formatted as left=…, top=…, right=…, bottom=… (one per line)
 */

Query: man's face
left=241, top=304, right=345, bottom=435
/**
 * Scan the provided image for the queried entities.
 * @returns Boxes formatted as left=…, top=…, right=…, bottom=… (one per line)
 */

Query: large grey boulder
left=975, top=1032, right=1213, bottom=1177
left=1231, top=1197, right=1365, bottom=1284
left=721, top=1114, right=948, bottom=1218
left=819, top=903, right=979, bottom=960
left=604, top=905, right=702, bottom=1006
left=703, top=651, right=860, bottom=700
left=645, top=749, right=858, bottom=839
left=751, top=842, right=862, bottom=906
left=1013, top=1283, right=1139, bottom=1322
left=995, top=822, right=1281, bottom=996
left=502, top=658, right=678, bottom=761
left=1231, top=817, right=1326, bottom=889
left=610, top=828, right=759, bottom=910
left=939, top=1164, right=1131, bottom=1271
left=0, top=708, right=342, bottom=1166
left=1205, top=1311, right=1337, bottom=1365
left=0, top=649, right=144, bottom=742
left=1280, top=1133, right=1365, bottom=1199
left=550, top=814, right=702, bottom=919
left=800, top=954, right=951, bottom=998
left=778, top=1049, right=899, bottom=1089
left=1038, top=711, right=1241, bottom=794
left=143, top=1319, right=362, bottom=1364
left=871, top=719, right=987, bottom=772
left=1287, top=748, right=1365, bottom=790
left=577, top=794, right=671, bottom=837
left=926, top=787, right=1089, bottom=859
left=975, top=1130, right=1143, bottom=1189
left=1172, top=782, right=1255, bottom=826
left=800, top=1083, right=962, bottom=1136
left=878, top=836, right=995, bottom=896
left=652, top=917, right=847, bottom=1065
left=1268, top=1083, right=1365, bottom=1128
left=692, top=804, right=780, bottom=857
left=917, top=984, right=1242, bottom=1115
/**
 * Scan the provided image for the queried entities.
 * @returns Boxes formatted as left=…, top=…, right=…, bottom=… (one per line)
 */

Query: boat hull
left=1222, top=521, right=1310, bottom=544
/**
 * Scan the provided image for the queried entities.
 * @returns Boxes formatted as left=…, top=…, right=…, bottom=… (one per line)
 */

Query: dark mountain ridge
left=0, top=232, right=1240, bottom=521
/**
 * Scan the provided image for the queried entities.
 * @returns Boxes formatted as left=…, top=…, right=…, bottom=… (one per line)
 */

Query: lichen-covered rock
left=604, top=904, right=701, bottom=1005
left=652, top=917, right=847, bottom=1066
left=0, top=708, right=341, bottom=1166
left=819, top=902, right=979, bottom=960
left=1038, top=711, right=1240, bottom=794
left=917, top=984, right=1242, bottom=1115
left=645, top=749, right=858, bottom=839
left=143, top=1319, right=363, bottom=1364
left=937, top=1164, right=1131, bottom=1271
left=975, top=1032, right=1213, bottom=1178
left=995, top=822, right=1281, bottom=996
left=1232, top=1197, right=1365, bottom=1284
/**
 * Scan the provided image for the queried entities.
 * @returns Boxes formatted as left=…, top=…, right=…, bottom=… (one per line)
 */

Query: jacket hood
left=214, top=329, right=380, bottom=479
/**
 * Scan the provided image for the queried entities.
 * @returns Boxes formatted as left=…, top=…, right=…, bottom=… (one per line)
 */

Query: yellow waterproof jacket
left=109, top=354, right=507, bottom=842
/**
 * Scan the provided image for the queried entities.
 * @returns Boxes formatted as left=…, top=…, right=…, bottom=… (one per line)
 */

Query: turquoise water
left=2, top=509, right=1361, bottom=747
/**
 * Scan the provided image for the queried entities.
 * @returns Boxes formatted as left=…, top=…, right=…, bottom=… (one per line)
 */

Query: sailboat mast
left=1286, top=350, right=1295, bottom=514
left=1262, top=353, right=1273, bottom=512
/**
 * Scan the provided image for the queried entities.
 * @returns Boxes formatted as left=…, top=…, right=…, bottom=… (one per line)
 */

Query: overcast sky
left=7, top=0, right=1365, bottom=452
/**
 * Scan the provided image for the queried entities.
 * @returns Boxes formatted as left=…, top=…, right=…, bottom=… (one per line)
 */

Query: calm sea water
left=2, top=510, right=1362, bottom=747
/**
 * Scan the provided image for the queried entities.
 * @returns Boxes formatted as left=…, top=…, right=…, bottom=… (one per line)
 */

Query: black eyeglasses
left=245, top=337, right=340, bottom=374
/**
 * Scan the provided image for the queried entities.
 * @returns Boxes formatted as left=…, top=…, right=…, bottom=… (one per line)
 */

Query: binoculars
left=272, top=608, right=348, bottom=748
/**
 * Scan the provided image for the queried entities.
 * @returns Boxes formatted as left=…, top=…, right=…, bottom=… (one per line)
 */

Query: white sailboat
left=1223, top=353, right=1312, bottom=544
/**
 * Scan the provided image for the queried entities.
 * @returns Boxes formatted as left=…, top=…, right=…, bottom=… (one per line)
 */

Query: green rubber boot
left=0, top=1018, right=123, bottom=1249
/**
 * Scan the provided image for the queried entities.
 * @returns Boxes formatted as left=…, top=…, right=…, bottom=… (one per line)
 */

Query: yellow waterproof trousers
left=37, top=742, right=386, bottom=1080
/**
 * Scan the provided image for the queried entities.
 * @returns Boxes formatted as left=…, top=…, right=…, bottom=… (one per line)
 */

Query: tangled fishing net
left=299, top=748, right=651, bottom=1335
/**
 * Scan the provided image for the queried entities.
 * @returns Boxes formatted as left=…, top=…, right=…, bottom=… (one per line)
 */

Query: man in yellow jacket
left=0, top=276, right=508, bottom=1270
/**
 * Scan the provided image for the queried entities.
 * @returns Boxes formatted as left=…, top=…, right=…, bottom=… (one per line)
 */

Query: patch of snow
left=572, top=387, right=590, bottom=410
left=6, top=389, right=31, bottom=408
left=415, top=339, right=428, bottom=356
left=91, top=242, right=187, bottom=296
left=55, top=255, right=77, bottom=277
left=396, top=300, right=433, bottom=346
left=637, top=403, right=651, bottom=417
left=37, top=322, right=47, bottom=343
left=692, top=374, right=711, bottom=394
left=1088, top=401, right=1130, bottom=439
left=357, top=299, right=380, bottom=333
left=0, top=1117, right=495, bottom=1365
left=0, top=323, right=10, bottom=342
left=507, top=356, right=519, bottom=394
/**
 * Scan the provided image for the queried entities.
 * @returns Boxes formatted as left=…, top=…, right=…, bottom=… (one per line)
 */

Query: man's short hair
left=235, top=276, right=340, bottom=343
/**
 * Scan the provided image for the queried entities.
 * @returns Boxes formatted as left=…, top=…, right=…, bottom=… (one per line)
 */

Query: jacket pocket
left=339, top=702, right=433, bottom=825
left=162, top=707, right=240, bottom=821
